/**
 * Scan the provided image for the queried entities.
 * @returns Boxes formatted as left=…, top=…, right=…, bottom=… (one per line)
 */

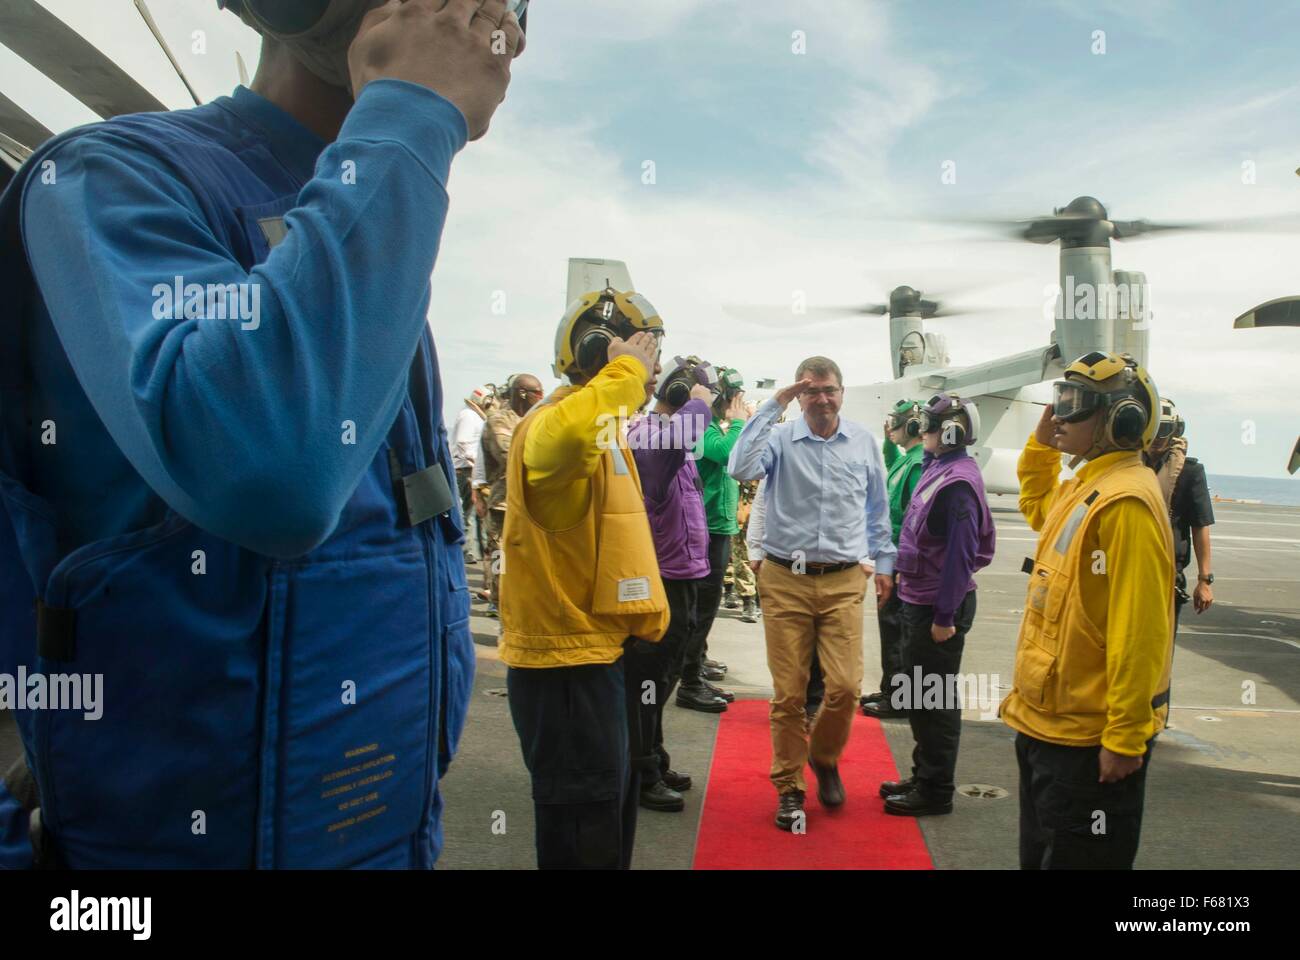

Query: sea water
left=1206, top=474, right=1300, bottom=507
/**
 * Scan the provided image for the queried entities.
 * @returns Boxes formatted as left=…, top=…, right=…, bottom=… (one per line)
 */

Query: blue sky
left=6, top=0, right=1300, bottom=479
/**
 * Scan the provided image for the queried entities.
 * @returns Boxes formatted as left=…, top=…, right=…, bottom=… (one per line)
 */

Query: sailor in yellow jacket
left=1002, top=351, right=1174, bottom=870
left=500, top=287, right=670, bottom=870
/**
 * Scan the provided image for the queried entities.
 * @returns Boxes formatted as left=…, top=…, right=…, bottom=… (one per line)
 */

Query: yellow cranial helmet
left=552, top=287, right=665, bottom=381
left=1053, top=351, right=1160, bottom=450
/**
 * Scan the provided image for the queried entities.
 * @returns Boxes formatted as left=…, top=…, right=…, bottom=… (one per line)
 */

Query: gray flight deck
left=2, top=499, right=1288, bottom=868
left=439, top=498, right=1300, bottom=870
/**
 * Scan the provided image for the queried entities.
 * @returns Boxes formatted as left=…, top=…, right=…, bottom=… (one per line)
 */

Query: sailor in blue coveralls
left=0, top=0, right=525, bottom=868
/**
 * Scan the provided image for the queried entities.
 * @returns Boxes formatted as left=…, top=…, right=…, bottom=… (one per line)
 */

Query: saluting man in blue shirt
left=0, top=0, right=524, bottom=869
left=729, top=356, right=896, bottom=832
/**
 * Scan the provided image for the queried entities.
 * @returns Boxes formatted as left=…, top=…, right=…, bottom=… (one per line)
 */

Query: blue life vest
left=0, top=106, right=474, bottom=868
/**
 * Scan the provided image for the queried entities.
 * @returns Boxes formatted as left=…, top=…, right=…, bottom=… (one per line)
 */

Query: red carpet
left=692, top=699, right=934, bottom=870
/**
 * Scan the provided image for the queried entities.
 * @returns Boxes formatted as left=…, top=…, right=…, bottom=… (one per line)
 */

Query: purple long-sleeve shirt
left=918, top=449, right=981, bottom=628
left=628, top=399, right=712, bottom=580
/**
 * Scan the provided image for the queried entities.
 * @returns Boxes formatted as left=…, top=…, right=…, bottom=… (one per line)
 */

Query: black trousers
left=1016, top=732, right=1155, bottom=870
left=681, top=533, right=731, bottom=685
left=507, top=658, right=639, bottom=869
left=876, top=591, right=905, bottom=695
left=899, top=590, right=977, bottom=801
left=625, top=578, right=701, bottom=786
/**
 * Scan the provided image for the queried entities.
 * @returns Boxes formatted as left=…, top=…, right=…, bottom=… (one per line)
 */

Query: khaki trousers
left=758, top=560, right=868, bottom=794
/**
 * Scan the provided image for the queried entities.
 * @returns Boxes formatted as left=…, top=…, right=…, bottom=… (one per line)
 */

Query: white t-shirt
left=471, top=436, right=487, bottom=486
left=451, top=407, right=485, bottom=471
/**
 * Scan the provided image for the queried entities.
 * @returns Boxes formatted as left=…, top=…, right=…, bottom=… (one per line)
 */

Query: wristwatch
left=1198, top=573, right=1215, bottom=584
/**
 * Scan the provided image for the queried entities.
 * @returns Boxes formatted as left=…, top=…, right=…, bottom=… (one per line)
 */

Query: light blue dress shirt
left=728, top=398, right=896, bottom=575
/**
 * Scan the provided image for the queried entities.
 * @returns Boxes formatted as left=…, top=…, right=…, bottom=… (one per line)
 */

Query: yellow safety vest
left=499, top=402, right=669, bottom=668
left=1001, top=454, right=1175, bottom=748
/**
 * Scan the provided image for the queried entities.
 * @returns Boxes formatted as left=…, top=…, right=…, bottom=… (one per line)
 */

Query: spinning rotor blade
left=1110, top=213, right=1300, bottom=239
left=722, top=303, right=887, bottom=328
left=933, top=195, right=1300, bottom=243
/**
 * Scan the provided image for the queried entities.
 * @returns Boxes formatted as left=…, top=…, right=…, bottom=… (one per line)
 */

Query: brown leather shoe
left=810, top=760, right=845, bottom=808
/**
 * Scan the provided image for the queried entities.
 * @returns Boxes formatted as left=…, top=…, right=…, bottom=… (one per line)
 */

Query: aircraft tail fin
left=566, top=258, right=633, bottom=309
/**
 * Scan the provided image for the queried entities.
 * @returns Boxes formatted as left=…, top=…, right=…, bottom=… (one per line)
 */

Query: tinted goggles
left=1051, top=381, right=1104, bottom=423
left=1155, top=417, right=1182, bottom=441
left=919, top=394, right=956, bottom=433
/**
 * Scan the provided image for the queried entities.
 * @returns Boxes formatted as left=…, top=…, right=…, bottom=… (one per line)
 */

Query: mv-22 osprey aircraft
left=583, top=200, right=1151, bottom=498
left=583, top=185, right=1294, bottom=497
left=724, top=195, right=1300, bottom=492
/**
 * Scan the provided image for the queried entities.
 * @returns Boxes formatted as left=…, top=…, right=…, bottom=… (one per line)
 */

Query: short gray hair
left=795, top=356, right=842, bottom=386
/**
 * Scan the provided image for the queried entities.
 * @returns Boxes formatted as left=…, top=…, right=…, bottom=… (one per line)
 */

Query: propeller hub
left=890, top=285, right=923, bottom=315
left=1063, top=195, right=1108, bottom=220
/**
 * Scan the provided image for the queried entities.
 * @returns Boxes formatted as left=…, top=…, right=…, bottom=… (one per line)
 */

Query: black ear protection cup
left=664, top=377, right=692, bottom=408
left=920, top=394, right=979, bottom=447
left=571, top=290, right=640, bottom=377
left=712, top=367, right=744, bottom=418
left=888, top=400, right=923, bottom=438
left=573, top=327, right=613, bottom=375
left=1108, top=397, right=1148, bottom=448
left=937, top=415, right=966, bottom=447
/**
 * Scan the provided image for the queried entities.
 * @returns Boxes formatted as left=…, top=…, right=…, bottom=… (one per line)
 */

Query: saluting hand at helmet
left=1034, top=403, right=1057, bottom=446
left=349, top=0, right=526, bottom=141
left=726, top=392, right=748, bottom=422
left=608, top=331, right=660, bottom=378
left=774, top=378, right=812, bottom=408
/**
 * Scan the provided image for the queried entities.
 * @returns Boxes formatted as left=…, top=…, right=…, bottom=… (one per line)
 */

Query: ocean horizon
left=1206, top=473, right=1300, bottom=507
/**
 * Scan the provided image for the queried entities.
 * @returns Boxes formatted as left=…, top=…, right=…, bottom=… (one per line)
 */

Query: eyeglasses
left=804, top=387, right=842, bottom=398
left=522, top=387, right=544, bottom=398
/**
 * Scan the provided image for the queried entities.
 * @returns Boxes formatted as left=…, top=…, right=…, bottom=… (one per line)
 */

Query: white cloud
left=10, top=1, right=1300, bottom=479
